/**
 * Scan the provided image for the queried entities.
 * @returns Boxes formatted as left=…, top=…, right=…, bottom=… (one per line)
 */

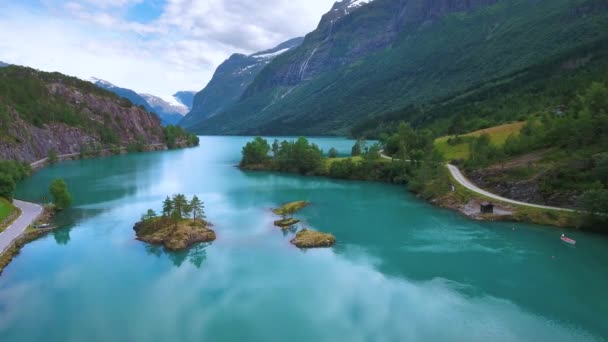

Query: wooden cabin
left=480, top=202, right=494, bottom=214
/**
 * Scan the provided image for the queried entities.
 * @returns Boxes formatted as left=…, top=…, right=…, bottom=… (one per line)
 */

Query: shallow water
left=1, top=136, right=607, bottom=341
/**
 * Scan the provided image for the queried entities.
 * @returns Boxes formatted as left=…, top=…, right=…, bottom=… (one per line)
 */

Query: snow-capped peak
left=346, top=0, right=374, bottom=9
left=141, top=93, right=188, bottom=112
left=88, top=77, right=115, bottom=88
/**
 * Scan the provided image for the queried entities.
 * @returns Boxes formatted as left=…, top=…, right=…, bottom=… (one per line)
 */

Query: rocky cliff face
left=179, top=37, right=303, bottom=130
left=192, top=0, right=608, bottom=135
left=246, top=0, right=499, bottom=93
left=0, top=68, right=165, bottom=163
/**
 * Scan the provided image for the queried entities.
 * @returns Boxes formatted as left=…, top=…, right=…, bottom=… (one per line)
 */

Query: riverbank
left=30, top=143, right=168, bottom=170
left=239, top=161, right=583, bottom=230
left=0, top=200, right=48, bottom=275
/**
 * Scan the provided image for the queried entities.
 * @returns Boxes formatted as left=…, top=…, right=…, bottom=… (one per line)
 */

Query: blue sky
left=0, top=0, right=335, bottom=101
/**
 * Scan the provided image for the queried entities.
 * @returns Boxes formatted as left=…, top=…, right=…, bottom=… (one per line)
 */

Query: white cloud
left=0, top=0, right=335, bottom=101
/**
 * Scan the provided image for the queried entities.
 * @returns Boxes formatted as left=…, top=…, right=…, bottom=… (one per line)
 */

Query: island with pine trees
left=133, top=194, right=216, bottom=251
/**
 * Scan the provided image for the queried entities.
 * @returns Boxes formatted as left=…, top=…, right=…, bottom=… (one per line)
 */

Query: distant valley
left=90, top=78, right=194, bottom=126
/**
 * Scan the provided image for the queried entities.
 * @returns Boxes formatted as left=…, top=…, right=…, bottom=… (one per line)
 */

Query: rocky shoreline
left=134, top=218, right=216, bottom=251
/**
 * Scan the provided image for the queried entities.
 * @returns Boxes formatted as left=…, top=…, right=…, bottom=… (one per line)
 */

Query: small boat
left=561, top=234, right=576, bottom=245
left=35, top=223, right=50, bottom=229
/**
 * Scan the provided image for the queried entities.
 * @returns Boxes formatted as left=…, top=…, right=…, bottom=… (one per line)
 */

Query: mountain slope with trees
left=179, top=37, right=304, bottom=130
left=191, top=0, right=608, bottom=135
left=0, top=66, right=197, bottom=163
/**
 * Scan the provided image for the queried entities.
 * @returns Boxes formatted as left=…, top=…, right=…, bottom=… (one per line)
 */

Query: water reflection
left=145, top=243, right=210, bottom=268
left=52, top=227, right=71, bottom=245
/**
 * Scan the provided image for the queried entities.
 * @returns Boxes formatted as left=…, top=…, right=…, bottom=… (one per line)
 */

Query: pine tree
left=172, top=194, right=188, bottom=219
left=162, top=196, right=173, bottom=217
left=190, top=195, right=205, bottom=223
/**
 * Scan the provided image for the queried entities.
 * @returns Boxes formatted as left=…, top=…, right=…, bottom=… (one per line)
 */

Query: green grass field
left=324, top=156, right=363, bottom=168
left=0, top=198, right=16, bottom=232
left=435, top=122, right=525, bottom=160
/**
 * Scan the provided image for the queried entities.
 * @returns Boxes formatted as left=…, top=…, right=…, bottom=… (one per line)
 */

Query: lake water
left=1, top=136, right=607, bottom=341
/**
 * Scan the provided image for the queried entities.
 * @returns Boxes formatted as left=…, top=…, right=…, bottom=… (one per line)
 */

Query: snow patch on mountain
left=141, top=93, right=188, bottom=115
left=347, top=0, right=374, bottom=9
left=252, top=48, right=290, bottom=60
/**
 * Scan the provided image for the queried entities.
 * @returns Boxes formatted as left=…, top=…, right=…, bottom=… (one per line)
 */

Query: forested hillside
left=191, top=0, right=608, bottom=136
left=0, top=66, right=196, bottom=163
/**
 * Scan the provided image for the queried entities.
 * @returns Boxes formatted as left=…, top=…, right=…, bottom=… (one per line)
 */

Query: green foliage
left=127, top=136, right=146, bottom=153
left=153, top=194, right=206, bottom=225
left=275, top=137, right=325, bottom=174
left=49, top=178, right=72, bottom=210
left=465, top=134, right=503, bottom=169
left=241, top=137, right=271, bottom=167
left=241, top=137, right=325, bottom=175
left=0, top=174, right=16, bottom=201
left=142, top=209, right=157, bottom=221
left=409, top=151, right=451, bottom=200
left=0, top=160, right=31, bottom=200
left=190, top=195, right=205, bottom=222
left=354, top=40, right=608, bottom=138
left=578, top=188, right=608, bottom=230
left=351, top=139, right=364, bottom=157
left=164, top=125, right=199, bottom=149
left=328, top=147, right=338, bottom=158
left=48, top=148, right=58, bottom=165
left=328, top=158, right=411, bottom=184
left=381, top=122, right=433, bottom=164
left=193, top=1, right=608, bottom=135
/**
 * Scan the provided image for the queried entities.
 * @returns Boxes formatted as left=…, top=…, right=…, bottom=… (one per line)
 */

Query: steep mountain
left=179, top=37, right=304, bottom=130
left=191, top=0, right=608, bottom=135
left=0, top=61, right=8, bottom=68
left=140, top=93, right=187, bottom=125
left=90, top=78, right=186, bottom=125
left=173, top=91, right=196, bottom=110
left=0, top=66, right=166, bottom=163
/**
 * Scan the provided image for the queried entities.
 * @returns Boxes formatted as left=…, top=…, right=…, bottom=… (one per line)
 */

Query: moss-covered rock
left=290, top=229, right=336, bottom=248
left=272, top=201, right=310, bottom=216
left=274, top=218, right=300, bottom=228
left=134, top=218, right=216, bottom=251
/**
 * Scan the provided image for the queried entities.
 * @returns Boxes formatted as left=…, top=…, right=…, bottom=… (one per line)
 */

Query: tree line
left=142, top=194, right=206, bottom=227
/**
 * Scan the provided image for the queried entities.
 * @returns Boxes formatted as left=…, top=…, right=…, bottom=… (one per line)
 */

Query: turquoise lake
left=1, top=136, right=608, bottom=341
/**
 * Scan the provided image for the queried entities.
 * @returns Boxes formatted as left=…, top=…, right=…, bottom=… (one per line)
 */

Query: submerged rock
left=134, top=218, right=216, bottom=251
left=290, top=229, right=336, bottom=248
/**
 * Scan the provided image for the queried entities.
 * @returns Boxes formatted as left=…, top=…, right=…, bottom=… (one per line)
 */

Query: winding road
left=447, top=164, right=575, bottom=212
left=0, top=200, right=43, bottom=254
left=380, top=151, right=573, bottom=212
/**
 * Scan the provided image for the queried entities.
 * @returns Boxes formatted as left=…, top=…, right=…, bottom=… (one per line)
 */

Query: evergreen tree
left=142, top=209, right=157, bottom=221
left=328, top=147, right=338, bottom=158
left=272, top=139, right=280, bottom=159
left=172, top=194, right=188, bottom=219
left=190, top=195, right=205, bottom=223
left=162, top=196, right=173, bottom=217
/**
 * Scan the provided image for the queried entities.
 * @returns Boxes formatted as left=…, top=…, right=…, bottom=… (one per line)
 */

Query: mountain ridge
left=188, top=0, right=608, bottom=135
left=179, top=37, right=304, bottom=130
left=90, top=78, right=188, bottom=126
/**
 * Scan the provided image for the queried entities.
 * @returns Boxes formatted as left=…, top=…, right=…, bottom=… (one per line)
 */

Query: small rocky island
left=272, top=201, right=309, bottom=229
left=134, top=194, right=215, bottom=251
left=271, top=201, right=336, bottom=248
left=290, top=229, right=336, bottom=248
